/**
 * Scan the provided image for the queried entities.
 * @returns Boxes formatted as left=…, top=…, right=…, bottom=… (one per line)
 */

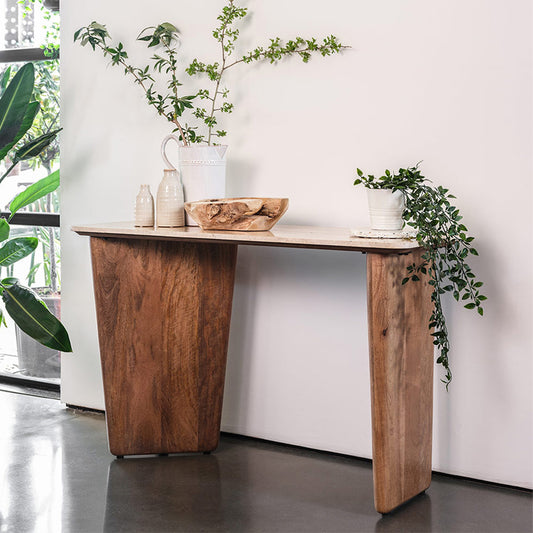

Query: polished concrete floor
left=0, top=390, right=531, bottom=533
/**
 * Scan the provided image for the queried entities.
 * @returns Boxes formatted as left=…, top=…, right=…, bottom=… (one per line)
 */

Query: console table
left=72, top=222, right=434, bottom=514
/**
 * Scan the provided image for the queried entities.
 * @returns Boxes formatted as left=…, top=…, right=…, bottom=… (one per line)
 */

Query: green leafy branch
left=74, top=22, right=193, bottom=144
left=186, top=0, right=348, bottom=144
left=75, top=0, right=348, bottom=145
left=354, top=164, right=486, bottom=388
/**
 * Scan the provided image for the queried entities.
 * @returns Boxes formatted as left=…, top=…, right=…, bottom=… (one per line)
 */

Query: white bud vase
left=156, top=169, right=185, bottom=227
left=367, top=189, right=405, bottom=231
left=134, top=184, right=154, bottom=227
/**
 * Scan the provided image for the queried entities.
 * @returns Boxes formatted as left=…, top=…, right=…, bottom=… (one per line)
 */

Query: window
left=0, top=0, right=60, bottom=388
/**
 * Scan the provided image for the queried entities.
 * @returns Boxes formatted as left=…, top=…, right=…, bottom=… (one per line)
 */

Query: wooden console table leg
left=90, top=237, right=237, bottom=457
left=367, top=249, right=434, bottom=514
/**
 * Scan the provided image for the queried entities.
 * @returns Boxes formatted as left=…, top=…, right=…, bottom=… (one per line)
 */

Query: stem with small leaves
left=207, top=25, right=227, bottom=144
left=74, top=23, right=190, bottom=145
left=186, top=0, right=348, bottom=144
left=159, top=40, right=189, bottom=144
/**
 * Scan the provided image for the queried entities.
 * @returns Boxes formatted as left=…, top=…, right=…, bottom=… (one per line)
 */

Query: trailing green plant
left=74, top=0, right=347, bottom=145
left=0, top=63, right=71, bottom=353
left=353, top=164, right=486, bottom=388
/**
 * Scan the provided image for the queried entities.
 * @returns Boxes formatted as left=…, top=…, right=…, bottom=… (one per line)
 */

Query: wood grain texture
left=185, top=197, right=288, bottom=231
left=90, top=237, right=237, bottom=456
left=367, top=249, right=434, bottom=514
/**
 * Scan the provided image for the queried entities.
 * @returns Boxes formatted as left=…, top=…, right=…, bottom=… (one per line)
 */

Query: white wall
left=60, top=0, right=532, bottom=488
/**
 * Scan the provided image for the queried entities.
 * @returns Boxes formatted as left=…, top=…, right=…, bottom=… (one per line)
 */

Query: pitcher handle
left=161, top=134, right=182, bottom=170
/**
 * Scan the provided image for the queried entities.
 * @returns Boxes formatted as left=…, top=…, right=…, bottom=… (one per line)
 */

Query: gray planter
left=15, top=293, right=61, bottom=379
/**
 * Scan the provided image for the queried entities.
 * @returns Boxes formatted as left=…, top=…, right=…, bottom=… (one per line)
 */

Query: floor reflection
left=375, top=492, right=432, bottom=532
left=0, top=391, right=65, bottom=533
left=103, top=441, right=378, bottom=533
left=3, top=392, right=531, bottom=533
left=216, top=441, right=376, bottom=531
left=104, top=455, right=223, bottom=532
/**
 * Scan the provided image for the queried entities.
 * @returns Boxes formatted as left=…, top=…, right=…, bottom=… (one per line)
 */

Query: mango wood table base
left=367, top=249, right=434, bottom=513
left=75, top=224, right=434, bottom=514
left=90, top=237, right=237, bottom=456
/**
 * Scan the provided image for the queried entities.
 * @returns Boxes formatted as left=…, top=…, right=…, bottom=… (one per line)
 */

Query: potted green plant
left=74, top=0, right=347, bottom=222
left=4, top=3, right=64, bottom=377
left=353, top=164, right=486, bottom=387
left=15, top=211, right=61, bottom=378
left=0, top=63, right=71, bottom=355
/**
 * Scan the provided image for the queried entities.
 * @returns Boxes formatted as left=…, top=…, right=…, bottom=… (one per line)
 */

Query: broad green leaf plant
left=74, top=0, right=347, bottom=145
left=20, top=0, right=61, bottom=296
left=354, top=164, right=486, bottom=388
left=0, top=63, right=71, bottom=353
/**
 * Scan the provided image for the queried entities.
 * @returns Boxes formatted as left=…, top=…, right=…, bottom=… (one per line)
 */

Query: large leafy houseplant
left=23, top=60, right=61, bottom=296
left=74, top=0, right=347, bottom=145
left=354, top=164, right=486, bottom=388
left=18, top=0, right=61, bottom=296
left=0, top=63, right=71, bottom=353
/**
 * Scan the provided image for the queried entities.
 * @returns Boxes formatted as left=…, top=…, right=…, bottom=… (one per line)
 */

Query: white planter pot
left=161, top=135, right=227, bottom=226
left=366, top=189, right=405, bottom=231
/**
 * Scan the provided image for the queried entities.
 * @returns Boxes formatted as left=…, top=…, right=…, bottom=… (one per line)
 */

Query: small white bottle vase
left=156, top=169, right=185, bottom=227
left=134, top=184, right=154, bottom=227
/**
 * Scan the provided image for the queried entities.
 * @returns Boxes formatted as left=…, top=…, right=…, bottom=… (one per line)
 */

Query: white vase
left=156, top=169, right=185, bottom=227
left=161, top=135, right=227, bottom=226
left=134, top=184, right=154, bottom=227
left=367, top=189, right=405, bottom=231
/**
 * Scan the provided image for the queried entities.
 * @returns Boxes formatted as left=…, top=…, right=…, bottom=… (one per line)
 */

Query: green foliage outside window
left=0, top=63, right=70, bottom=352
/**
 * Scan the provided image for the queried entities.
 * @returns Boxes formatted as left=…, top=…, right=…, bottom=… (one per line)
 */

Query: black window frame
left=0, top=47, right=59, bottom=63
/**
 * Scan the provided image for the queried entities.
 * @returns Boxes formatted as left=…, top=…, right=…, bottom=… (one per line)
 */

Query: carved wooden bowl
left=185, top=197, right=289, bottom=231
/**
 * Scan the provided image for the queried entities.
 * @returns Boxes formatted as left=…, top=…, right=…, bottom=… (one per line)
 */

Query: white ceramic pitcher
left=161, top=135, right=227, bottom=226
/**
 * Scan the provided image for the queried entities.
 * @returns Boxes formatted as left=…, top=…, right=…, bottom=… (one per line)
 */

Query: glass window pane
left=1, top=0, right=61, bottom=387
left=0, top=225, right=61, bottom=383
left=0, top=59, right=60, bottom=213
left=1, top=0, right=59, bottom=51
